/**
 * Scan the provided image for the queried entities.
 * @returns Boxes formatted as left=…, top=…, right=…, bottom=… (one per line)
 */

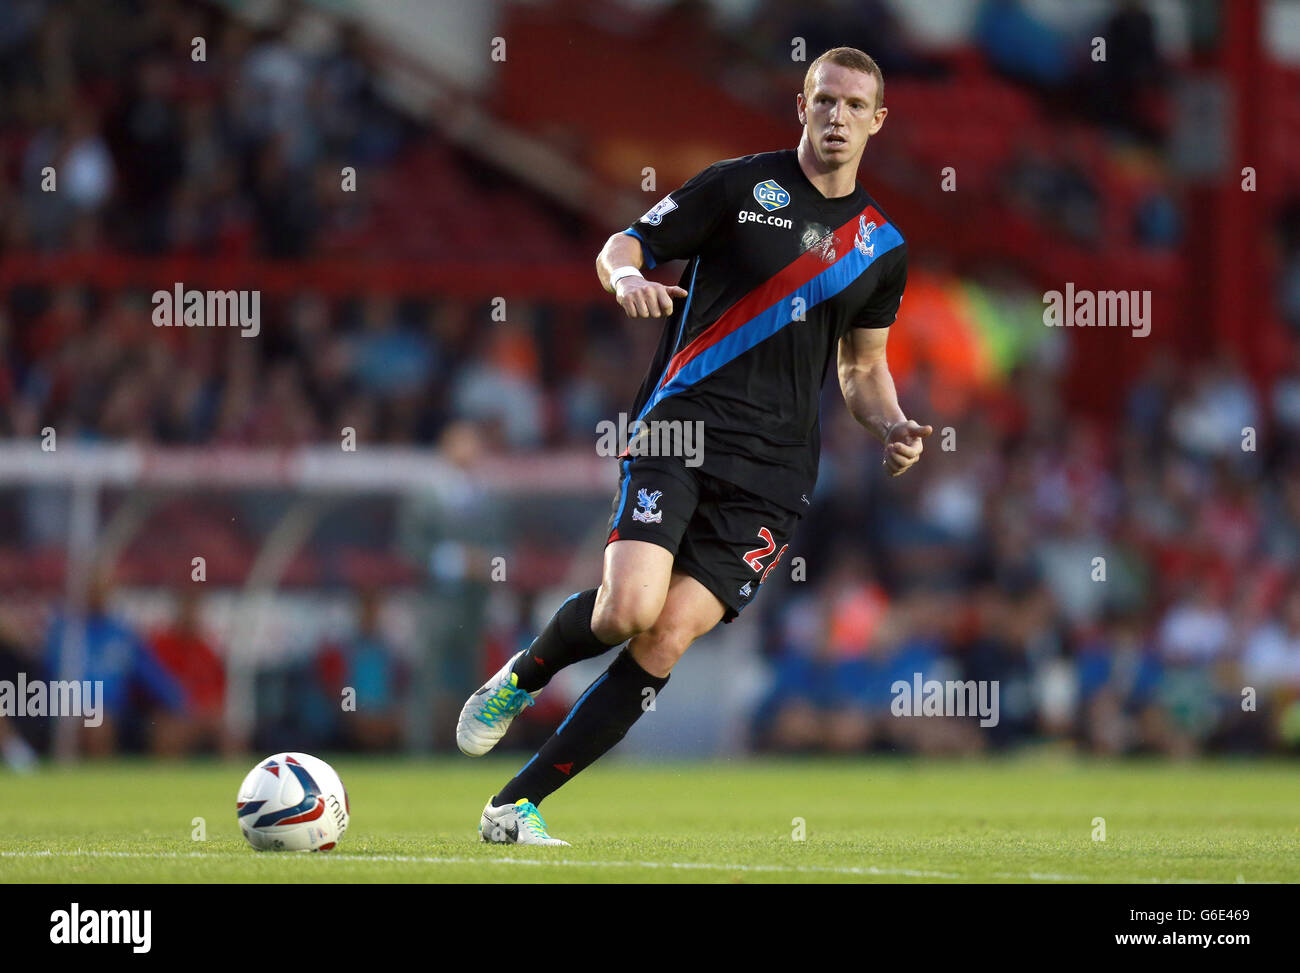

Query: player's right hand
left=883, top=419, right=934, bottom=477
left=615, top=278, right=689, bottom=319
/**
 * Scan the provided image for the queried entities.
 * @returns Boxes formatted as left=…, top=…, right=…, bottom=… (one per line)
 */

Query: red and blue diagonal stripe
left=636, top=205, right=902, bottom=423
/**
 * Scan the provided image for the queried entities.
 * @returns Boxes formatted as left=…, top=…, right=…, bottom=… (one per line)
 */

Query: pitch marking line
left=0, top=850, right=1231, bottom=883
left=0, top=850, right=953, bottom=879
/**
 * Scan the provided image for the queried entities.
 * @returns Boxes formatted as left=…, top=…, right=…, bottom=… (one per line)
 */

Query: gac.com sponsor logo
left=737, top=210, right=793, bottom=229
left=753, top=179, right=790, bottom=212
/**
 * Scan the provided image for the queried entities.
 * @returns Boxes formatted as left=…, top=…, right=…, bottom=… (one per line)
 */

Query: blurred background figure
left=754, top=553, right=895, bottom=754
left=1241, top=587, right=1300, bottom=748
left=0, top=715, right=38, bottom=772
left=331, top=588, right=404, bottom=752
left=0, top=611, right=40, bottom=771
left=43, top=573, right=186, bottom=757
left=147, top=588, right=231, bottom=756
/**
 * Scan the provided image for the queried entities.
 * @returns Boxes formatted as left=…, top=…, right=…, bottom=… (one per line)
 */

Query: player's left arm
left=837, top=325, right=932, bottom=477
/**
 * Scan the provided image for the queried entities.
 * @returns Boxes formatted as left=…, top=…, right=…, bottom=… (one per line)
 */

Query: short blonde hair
left=803, top=47, right=884, bottom=112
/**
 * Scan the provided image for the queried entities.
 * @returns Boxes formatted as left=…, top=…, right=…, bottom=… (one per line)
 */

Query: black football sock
left=494, top=648, right=668, bottom=807
left=510, top=588, right=616, bottom=694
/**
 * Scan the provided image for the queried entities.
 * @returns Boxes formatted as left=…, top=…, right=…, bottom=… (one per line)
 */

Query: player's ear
left=796, top=91, right=807, bottom=126
left=870, top=106, right=888, bottom=135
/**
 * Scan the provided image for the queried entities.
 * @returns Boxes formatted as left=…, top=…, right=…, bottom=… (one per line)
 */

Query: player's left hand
left=883, top=420, right=933, bottom=477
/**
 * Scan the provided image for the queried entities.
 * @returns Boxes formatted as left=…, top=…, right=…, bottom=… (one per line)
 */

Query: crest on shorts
left=632, top=488, right=663, bottom=524
left=739, top=581, right=754, bottom=599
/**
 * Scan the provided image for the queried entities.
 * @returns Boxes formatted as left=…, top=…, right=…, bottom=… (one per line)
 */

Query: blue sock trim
left=555, top=672, right=609, bottom=735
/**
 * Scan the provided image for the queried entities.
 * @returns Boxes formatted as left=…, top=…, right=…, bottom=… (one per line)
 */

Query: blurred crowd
left=0, top=0, right=406, bottom=258
left=0, top=286, right=631, bottom=448
left=5, top=309, right=1300, bottom=763
left=752, top=346, right=1300, bottom=757
left=0, top=578, right=407, bottom=767
left=678, top=0, right=1169, bottom=140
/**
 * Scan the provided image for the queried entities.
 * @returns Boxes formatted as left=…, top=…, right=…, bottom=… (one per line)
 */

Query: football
left=236, top=752, right=350, bottom=852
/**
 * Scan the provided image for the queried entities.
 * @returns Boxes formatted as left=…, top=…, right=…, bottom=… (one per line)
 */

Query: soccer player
left=459, top=47, right=932, bottom=845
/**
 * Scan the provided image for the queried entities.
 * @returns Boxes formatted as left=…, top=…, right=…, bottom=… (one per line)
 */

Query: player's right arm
left=599, top=161, right=731, bottom=319
left=596, top=233, right=687, bottom=319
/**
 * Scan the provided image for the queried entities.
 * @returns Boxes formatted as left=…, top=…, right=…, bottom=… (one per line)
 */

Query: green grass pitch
left=1, top=755, right=1297, bottom=883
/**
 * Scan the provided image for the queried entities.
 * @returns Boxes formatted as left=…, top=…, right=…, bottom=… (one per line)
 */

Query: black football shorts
left=605, top=455, right=800, bottom=622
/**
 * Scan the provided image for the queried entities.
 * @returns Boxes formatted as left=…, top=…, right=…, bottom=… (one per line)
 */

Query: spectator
left=44, top=573, right=186, bottom=756
left=1152, top=577, right=1233, bottom=756
left=148, top=589, right=230, bottom=756
left=338, top=589, right=404, bottom=751
left=974, top=0, right=1073, bottom=89
left=755, top=555, right=890, bottom=753
left=1242, top=587, right=1300, bottom=745
left=1094, top=0, right=1167, bottom=142
left=0, top=612, right=41, bottom=771
left=1076, top=609, right=1163, bottom=754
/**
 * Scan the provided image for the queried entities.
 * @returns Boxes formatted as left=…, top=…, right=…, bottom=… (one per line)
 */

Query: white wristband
left=609, top=266, right=643, bottom=291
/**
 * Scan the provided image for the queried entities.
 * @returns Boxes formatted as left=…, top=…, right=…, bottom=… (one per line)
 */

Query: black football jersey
left=623, top=148, right=907, bottom=513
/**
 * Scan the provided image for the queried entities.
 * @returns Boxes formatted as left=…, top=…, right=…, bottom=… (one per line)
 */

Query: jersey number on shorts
left=742, top=528, right=789, bottom=583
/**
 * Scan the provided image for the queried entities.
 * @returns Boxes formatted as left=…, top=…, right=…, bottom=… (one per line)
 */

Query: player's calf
left=510, top=587, right=620, bottom=694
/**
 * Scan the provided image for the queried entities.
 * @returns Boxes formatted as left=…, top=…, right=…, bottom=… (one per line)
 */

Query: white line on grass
left=0, top=850, right=955, bottom=880
left=0, top=850, right=1239, bottom=883
left=990, top=870, right=1220, bottom=884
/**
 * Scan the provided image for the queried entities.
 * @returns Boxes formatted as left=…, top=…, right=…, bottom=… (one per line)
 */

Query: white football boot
left=479, top=798, right=570, bottom=846
left=456, top=650, right=540, bottom=756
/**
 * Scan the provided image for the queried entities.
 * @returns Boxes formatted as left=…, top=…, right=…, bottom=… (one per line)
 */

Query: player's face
left=797, top=64, right=886, bottom=168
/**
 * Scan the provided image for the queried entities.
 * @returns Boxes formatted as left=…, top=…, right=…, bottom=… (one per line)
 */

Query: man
left=44, top=573, right=186, bottom=757
left=147, top=589, right=229, bottom=756
left=458, top=47, right=931, bottom=844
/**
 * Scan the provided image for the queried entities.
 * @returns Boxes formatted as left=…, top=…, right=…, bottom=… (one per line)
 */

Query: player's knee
left=591, top=586, right=660, bottom=644
left=631, top=624, right=694, bottom=678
